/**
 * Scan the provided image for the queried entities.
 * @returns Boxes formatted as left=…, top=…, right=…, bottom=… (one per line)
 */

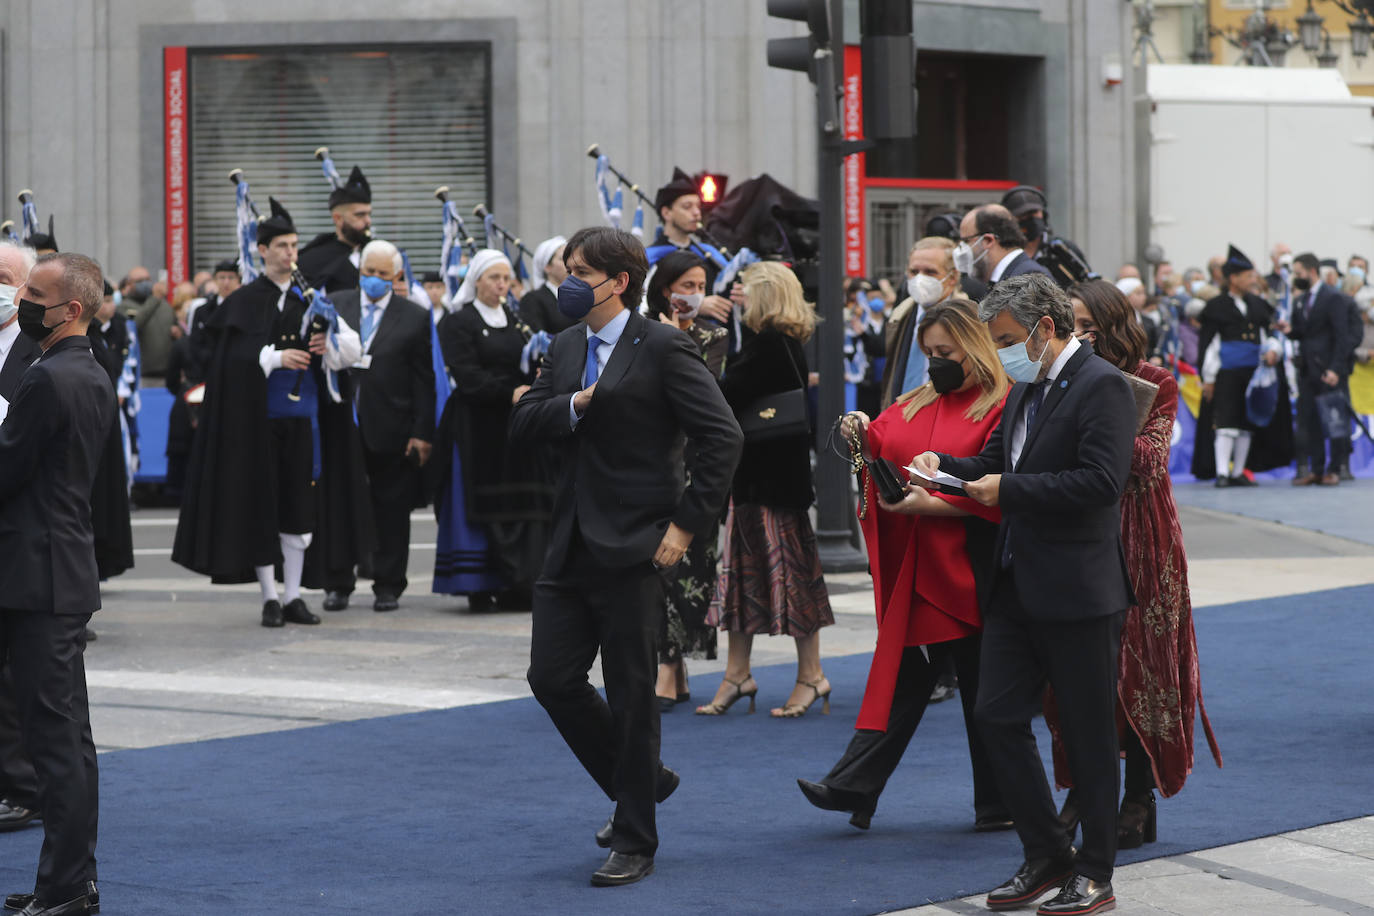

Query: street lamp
left=1351, top=12, right=1373, bottom=58
left=1318, top=30, right=1341, bottom=67
left=1294, top=1, right=1374, bottom=62
left=1298, top=1, right=1325, bottom=52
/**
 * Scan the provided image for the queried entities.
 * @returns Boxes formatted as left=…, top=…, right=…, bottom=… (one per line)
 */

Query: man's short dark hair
left=563, top=227, right=649, bottom=309
left=1294, top=253, right=1321, bottom=273
left=979, top=272, right=1074, bottom=340
left=974, top=206, right=1027, bottom=249
left=37, top=252, right=104, bottom=322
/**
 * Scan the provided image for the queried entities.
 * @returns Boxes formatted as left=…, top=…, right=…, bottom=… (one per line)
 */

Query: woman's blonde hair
left=897, top=297, right=1009, bottom=422
left=742, top=261, right=817, bottom=343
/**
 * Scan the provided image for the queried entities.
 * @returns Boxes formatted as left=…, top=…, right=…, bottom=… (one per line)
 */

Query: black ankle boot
left=1117, top=791, right=1156, bottom=849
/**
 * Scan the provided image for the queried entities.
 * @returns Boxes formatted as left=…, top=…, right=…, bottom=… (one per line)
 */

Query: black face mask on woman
left=928, top=355, right=967, bottom=394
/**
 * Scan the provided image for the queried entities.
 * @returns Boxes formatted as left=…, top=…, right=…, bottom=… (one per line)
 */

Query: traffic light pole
left=811, top=3, right=873, bottom=574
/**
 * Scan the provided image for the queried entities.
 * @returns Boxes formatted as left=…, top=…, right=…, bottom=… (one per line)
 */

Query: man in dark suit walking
left=1288, top=252, right=1361, bottom=486
left=324, top=239, right=435, bottom=611
left=511, top=227, right=742, bottom=887
left=911, top=273, right=1135, bottom=916
left=958, top=204, right=1053, bottom=289
left=0, top=252, right=115, bottom=916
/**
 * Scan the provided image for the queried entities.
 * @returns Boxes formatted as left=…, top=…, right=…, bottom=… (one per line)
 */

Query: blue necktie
left=361, top=303, right=378, bottom=343
left=584, top=335, right=603, bottom=388
left=902, top=331, right=927, bottom=394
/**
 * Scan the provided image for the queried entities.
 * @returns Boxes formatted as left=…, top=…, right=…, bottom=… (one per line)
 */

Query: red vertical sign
left=842, top=44, right=866, bottom=278
left=164, top=47, right=189, bottom=286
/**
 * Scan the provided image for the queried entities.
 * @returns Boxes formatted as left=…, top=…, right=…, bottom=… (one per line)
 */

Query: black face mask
left=128, top=280, right=153, bottom=303
left=928, top=355, right=967, bottom=394
left=17, top=297, right=65, bottom=342
left=1292, top=275, right=1312, bottom=292
left=1019, top=215, right=1046, bottom=242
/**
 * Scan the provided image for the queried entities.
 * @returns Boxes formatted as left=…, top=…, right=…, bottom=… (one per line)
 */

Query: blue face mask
left=360, top=274, right=392, bottom=302
left=997, top=325, right=1050, bottom=383
left=557, top=274, right=614, bottom=321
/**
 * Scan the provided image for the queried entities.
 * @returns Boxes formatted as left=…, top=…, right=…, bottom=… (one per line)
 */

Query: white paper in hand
left=905, top=463, right=968, bottom=491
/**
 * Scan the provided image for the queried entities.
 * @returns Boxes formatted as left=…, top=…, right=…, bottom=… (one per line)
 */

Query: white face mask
left=668, top=291, right=703, bottom=320
left=907, top=273, right=946, bottom=308
left=0, top=284, right=18, bottom=325
left=1190, top=279, right=1205, bottom=295
left=953, top=241, right=983, bottom=277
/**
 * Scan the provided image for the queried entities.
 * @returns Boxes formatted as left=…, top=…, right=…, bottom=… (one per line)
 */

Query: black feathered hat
left=212, top=257, right=240, bottom=275
left=256, top=197, right=297, bottom=246
left=420, top=270, right=442, bottom=284
left=28, top=216, right=57, bottom=252
left=655, top=167, right=698, bottom=213
left=329, top=165, right=371, bottom=209
left=1221, top=244, right=1254, bottom=277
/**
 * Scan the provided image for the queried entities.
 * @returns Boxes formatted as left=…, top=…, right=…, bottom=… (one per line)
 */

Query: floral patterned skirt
left=658, top=525, right=719, bottom=664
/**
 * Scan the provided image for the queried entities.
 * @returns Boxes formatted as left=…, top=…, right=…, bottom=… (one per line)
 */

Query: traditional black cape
left=297, top=233, right=359, bottom=294
left=87, top=323, right=134, bottom=579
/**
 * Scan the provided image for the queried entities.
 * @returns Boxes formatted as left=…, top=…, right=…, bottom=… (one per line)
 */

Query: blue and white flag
left=19, top=196, right=39, bottom=243
left=595, top=155, right=623, bottom=230
left=520, top=329, right=554, bottom=377
left=713, top=247, right=759, bottom=296
left=318, top=149, right=343, bottom=190
left=439, top=200, right=469, bottom=303
left=235, top=179, right=260, bottom=284
left=629, top=201, right=644, bottom=240
left=399, top=248, right=429, bottom=309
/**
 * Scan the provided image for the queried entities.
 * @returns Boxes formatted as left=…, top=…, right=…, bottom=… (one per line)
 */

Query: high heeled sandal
left=771, top=678, right=831, bottom=718
left=694, top=675, right=757, bottom=715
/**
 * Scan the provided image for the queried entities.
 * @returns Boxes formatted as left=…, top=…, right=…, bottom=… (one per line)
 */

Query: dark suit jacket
left=333, top=290, right=436, bottom=454
left=0, top=329, right=41, bottom=402
left=509, top=309, right=743, bottom=574
left=519, top=285, right=575, bottom=335
left=938, top=342, right=1135, bottom=621
left=996, top=251, right=1053, bottom=283
left=0, top=335, right=116, bottom=614
left=1289, top=283, right=1359, bottom=382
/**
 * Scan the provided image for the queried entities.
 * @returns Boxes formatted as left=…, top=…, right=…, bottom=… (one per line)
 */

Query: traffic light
left=695, top=172, right=728, bottom=212
left=766, top=0, right=831, bottom=81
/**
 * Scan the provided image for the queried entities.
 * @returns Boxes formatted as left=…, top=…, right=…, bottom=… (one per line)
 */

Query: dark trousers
left=975, top=574, right=1124, bottom=883
left=0, top=667, right=39, bottom=808
left=526, top=540, right=664, bottom=856
left=1294, top=376, right=1351, bottom=475
left=823, top=638, right=1005, bottom=819
left=331, top=447, right=417, bottom=597
left=0, top=611, right=98, bottom=901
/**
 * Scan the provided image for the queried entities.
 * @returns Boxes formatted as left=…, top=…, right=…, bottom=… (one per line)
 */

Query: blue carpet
left=3, top=586, right=1372, bottom=915
left=1173, top=477, right=1374, bottom=546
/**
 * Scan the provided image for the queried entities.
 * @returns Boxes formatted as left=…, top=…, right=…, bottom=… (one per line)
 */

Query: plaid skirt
left=708, top=500, right=834, bottom=637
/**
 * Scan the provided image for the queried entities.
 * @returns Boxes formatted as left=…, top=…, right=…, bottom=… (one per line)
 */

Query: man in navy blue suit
left=958, top=204, right=1053, bottom=290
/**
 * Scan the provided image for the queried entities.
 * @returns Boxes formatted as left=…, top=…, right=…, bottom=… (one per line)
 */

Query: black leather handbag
left=867, top=456, right=909, bottom=505
left=735, top=340, right=810, bottom=443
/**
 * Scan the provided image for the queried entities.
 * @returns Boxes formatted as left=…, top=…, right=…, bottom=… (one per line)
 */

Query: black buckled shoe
left=986, top=849, right=1076, bottom=911
left=1036, top=875, right=1114, bottom=915
left=0, top=800, right=40, bottom=833
left=260, top=600, right=284, bottom=628
left=796, top=778, right=877, bottom=829
left=590, top=851, right=654, bottom=887
left=322, top=591, right=350, bottom=611
left=5, top=882, right=98, bottom=914
left=282, top=598, right=320, bottom=625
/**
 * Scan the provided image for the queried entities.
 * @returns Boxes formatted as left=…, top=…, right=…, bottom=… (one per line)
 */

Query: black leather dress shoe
left=595, top=815, right=614, bottom=849
left=372, top=593, right=399, bottom=612
left=656, top=766, right=680, bottom=803
left=322, top=591, right=350, bottom=611
left=0, top=800, right=40, bottom=832
left=796, top=778, right=876, bottom=829
left=590, top=851, right=654, bottom=886
left=282, top=598, right=320, bottom=625
left=973, top=811, right=1015, bottom=832
left=260, top=600, right=284, bottom=628
left=1036, top=875, right=1114, bottom=915
left=986, top=849, right=1076, bottom=911
left=8, top=892, right=96, bottom=916
left=5, top=882, right=98, bottom=914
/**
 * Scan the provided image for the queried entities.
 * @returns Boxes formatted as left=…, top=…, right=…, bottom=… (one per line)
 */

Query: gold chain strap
left=842, top=414, right=869, bottom=520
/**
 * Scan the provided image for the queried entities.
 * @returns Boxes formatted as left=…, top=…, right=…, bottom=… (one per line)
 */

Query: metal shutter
left=189, top=45, right=490, bottom=277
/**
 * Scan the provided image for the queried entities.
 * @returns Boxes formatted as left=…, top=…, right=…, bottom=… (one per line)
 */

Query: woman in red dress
left=1050, top=280, right=1222, bottom=848
left=797, top=300, right=1014, bottom=831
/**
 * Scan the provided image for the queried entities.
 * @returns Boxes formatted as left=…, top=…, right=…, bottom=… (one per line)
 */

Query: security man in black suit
left=911, top=273, right=1135, bottom=916
left=325, top=239, right=435, bottom=611
left=0, top=241, right=42, bottom=837
left=510, top=227, right=742, bottom=888
left=0, top=252, right=115, bottom=916
left=1288, top=252, right=1361, bottom=485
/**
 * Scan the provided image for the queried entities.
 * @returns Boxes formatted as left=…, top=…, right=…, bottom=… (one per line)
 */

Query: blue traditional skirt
left=433, top=442, right=506, bottom=596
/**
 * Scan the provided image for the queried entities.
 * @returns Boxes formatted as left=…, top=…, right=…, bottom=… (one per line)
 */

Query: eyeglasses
left=959, top=233, right=985, bottom=244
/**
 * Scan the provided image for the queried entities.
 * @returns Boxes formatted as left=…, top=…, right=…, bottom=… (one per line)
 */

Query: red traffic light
left=695, top=172, right=728, bottom=208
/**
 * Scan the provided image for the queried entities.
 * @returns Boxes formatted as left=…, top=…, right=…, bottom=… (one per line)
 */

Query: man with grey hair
left=323, top=238, right=434, bottom=612
left=0, top=251, right=114, bottom=916
left=909, top=273, right=1136, bottom=915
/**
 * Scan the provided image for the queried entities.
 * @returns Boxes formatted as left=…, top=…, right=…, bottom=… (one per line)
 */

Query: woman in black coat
left=699, top=261, right=834, bottom=718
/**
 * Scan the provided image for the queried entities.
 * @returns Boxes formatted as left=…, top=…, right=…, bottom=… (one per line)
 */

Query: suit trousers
left=0, top=667, right=39, bottom=808
left=0, top=610, right=98, bottom=900
left=526, top=537, right=664, bottom=856
left=975, top=573, right=1124, bottom=883
left=1294, top=375, right=1350, bottom=474
left=363, top=447, right=418, bottom=596
left=823, top=638, right=1005, bottom=819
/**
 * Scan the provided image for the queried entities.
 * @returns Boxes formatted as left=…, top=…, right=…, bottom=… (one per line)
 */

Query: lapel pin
left=1060, top=380, right=1068, bottom=389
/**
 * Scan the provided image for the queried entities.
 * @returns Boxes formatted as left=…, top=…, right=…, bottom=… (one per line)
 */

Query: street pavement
left=79, top=481, right=1374, bottom=913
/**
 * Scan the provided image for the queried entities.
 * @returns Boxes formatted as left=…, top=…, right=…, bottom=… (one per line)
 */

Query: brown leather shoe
left=1292, top=473, right=1318, bottom=486
left=1320, top=472, right=1341, bottom=486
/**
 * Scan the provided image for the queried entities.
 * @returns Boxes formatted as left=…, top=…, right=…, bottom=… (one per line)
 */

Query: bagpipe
left=433, top=186, right=479, bottom=304
left=0, top=221, right=15, bottom=244
left=286, top=262, right=343, bottom=403
left=473, top=203, right=533, bottom=287
left=16, top=189, right=40, bottom=243
left=313, top=146, right=373, bottom=242
left=586, top=143, right=649, bottom=240
left=227, top=169, right=261, bottom=283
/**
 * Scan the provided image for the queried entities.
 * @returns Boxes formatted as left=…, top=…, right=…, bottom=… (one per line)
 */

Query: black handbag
left=867, top=456, right=909, bottom=505
left=734, top=340, right=810, bottom=443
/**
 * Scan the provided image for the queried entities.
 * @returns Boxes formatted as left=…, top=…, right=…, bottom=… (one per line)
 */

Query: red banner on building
left=164, top=47, right=189, bottom=286
left=842, top=44, right=865, bottom=278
